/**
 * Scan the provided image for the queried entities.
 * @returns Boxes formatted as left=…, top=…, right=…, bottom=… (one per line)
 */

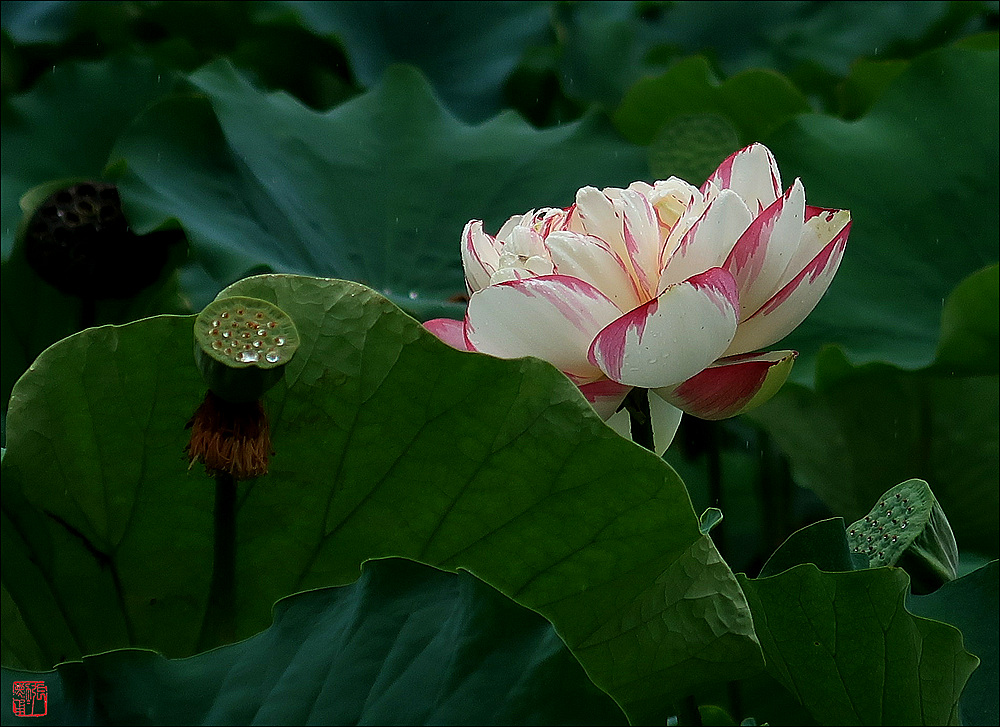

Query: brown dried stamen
left=186, top=391, right=272, bottom=479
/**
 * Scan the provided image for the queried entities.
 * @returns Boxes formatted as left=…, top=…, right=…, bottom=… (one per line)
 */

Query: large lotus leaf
left=748, top=345, right=999, bottom=558
left=738, top=565, right=979, bottom=726
left=1, top=274, right=762, bottom=724
left=108, top=60, right=648, bottom=317
left=1, top=558, right=627, bottom=725
left=762, top=45, right=999, bottom=379
left=257, top=1, right=552, bottom=122
left=907, top=561, right=999, bottom=726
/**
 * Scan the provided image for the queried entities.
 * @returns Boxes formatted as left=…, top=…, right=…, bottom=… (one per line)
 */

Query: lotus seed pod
left=846, top=478, right=959, bottom=593
left=194, top=296, right=300, bottom=403
left=18, top=179, right=179, bottom=298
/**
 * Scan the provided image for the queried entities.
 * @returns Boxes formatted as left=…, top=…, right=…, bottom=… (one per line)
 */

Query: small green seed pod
left=846, top=478, right=959, bottom=593
left=194, top=296, right=300, bottom=403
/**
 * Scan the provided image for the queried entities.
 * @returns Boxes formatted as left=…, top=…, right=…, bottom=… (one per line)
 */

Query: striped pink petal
left=545, top=231, right=641, bottom=311
left=654, top=350, right=797, bottom=420
left=725, top=217, right=851, bottom=356
left=424, top=318, right=474, bottom=352
left=461, top=221, right=501, bottom=294
left=702, top=143, right=783, bottom=215
left=588, top=267, right=739, bottom=388
left=579, top=379, right=632, bottom=420
left=466, top=274, right=622, bottom=381
left=723, top=179, right=806, bottom=321
left=658, top=189, right=753, bottom=291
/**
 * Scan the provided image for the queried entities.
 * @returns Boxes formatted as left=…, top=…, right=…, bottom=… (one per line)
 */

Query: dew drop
left=253, top=339, right=262, bottom=348
left=892, top=535, right=898, bottom=542
left=242, top=332, right=252, bottom=339
left=236, top=350, right=259, bottom=363
left=224, top=347, right=232, bottom=354
left=212, top=340, right=223, bottom=350
left=257, top=329, right=267, bottom=336
left=880, top=501, right=885, bottom=508
left=222, top=331, right=231, bottom=339
left=276, top=336, right=286, bottom=346
left=210, top=328, right=219, bottom=336
left=886, top=511, right=892, bottom=517
left=901, top=522, right=907, bottom=529
left=408, top=290, right=418, bottom=300
left=211, top=320, right=220, bottom=327
left=268, top=321, right=277, bottom=328
left=221, top=312, right=229, bottom=319
left=265, top=350, right=280, bottom=363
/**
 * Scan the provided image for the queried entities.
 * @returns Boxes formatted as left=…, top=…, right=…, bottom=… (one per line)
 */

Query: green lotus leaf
left=259, top=0, right=552, bottom=122
left=739, top=565, right=978, bottom=726
left=108, top=60, right=648, bottom=317
left=1, top=274, right=762, bottom=724
left=1, top=558, right=627, bottom=725
left=907, top=561, right=999, bottom=726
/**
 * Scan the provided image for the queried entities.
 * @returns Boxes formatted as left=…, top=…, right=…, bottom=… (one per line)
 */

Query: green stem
left=624, top=388, right=654, bottom=451
left=198, top=471, right=237, bottom=651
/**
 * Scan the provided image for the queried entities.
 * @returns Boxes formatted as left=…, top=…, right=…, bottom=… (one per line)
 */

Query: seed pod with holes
left=18, top=179, right=177, bottom=298
left=193, top=296, right=300, bottom=403
left=846, top=478, right=959, bottom=593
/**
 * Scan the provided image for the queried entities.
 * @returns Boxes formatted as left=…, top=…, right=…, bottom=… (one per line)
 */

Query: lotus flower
left=426, top=144, right=850, bottom=450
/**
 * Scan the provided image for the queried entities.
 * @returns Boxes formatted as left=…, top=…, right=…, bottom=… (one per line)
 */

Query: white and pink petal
left=544, top=231, right=641, bottom=311
left=658, top=189, right=752, bottom=291
left=461, top=221, right=501, bottom=294
left=773, top=207, right=851, bottom=293
left=702, top=143, right=783, bottom=215
left=466, top=274, right=622, bottom=381
left=424, top=318, right=475, bottom=352
left=588, top=267, right=739, bottom=388
left=654, top=350, right=797, bottom=420
left=724, top=221, right=850, bottom=356
left=579, top=379, right=632, bottom=420
left=723, top=178, right=806, bottom=320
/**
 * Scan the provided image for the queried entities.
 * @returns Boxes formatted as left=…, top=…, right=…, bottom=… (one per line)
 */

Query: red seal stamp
left=12, top=681, right=47, bottom=718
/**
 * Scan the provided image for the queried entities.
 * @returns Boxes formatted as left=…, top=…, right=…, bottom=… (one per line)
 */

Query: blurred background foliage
left=2, top=0, right=997, bottom=605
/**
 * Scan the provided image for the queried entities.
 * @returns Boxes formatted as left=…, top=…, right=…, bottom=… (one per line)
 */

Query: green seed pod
left=194, top=296, right=300, bottom=403
left=846, top=478, right=959, bottom=593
